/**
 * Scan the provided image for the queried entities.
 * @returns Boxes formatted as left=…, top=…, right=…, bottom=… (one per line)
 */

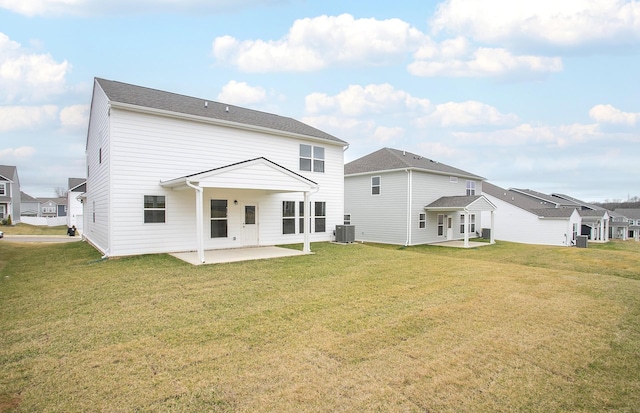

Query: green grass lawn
left=1, top=223, right=68, bottom=236
left=1, top=240, right=639, bottom=412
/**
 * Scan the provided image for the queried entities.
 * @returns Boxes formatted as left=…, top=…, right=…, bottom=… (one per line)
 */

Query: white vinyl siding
left=91, top=100, right=344, bottom=257
left=482, top=192, right=580, bottom=246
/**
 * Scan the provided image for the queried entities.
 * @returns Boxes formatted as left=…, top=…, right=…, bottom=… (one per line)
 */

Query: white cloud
left=373, top=126, right=405, bottom=144
left=409, top=44, right=563, bottom=78
left=0, top=105, right=58, bottom=131
left=0, top=33, right=70, bottom=102
left=59, top=104, right=89, bottom=129
left=589, top=104, right=639, bottom=126
left=0, top=0, right=288, bottom=16
left=305, top=83, right=431, bottom=117
left=416, top=101, right=519, bottom=127
left=213, top=14, right=425, bottom=72
left=0, top=146, right=36, bottom=159
left=452, top=122, right=601, bottom=147
left=216, top=80, right=267, bottom=106
left=431, top=0, right=640, bottom=48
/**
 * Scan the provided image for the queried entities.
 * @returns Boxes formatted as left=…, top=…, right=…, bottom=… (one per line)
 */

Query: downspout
left=185, top=180, right=205, bottom=263
left=304, top=185, right=320, bottom=253
left=405, top=169, right=412, bottom=247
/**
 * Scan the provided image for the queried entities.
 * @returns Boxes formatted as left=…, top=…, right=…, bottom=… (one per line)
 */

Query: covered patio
left=170, top=245, right=310, bottom=265
left=425, top=195, right=496, bottom=247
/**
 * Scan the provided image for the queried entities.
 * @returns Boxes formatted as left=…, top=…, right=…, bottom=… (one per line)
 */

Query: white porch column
left=303, top=191, right=311, bottom=253
left=186, top=180, right=205, bottom=263
left=463, top=210, right=469, bottom=248
left=605, top=220, right=609, bottom=241
left=490, top=210, right=495, bottom=244
left=599, top=220, right=605, bottom=241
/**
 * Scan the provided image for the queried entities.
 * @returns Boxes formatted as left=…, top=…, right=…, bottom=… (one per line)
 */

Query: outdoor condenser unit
left=335, top=225, right=355, bottom=243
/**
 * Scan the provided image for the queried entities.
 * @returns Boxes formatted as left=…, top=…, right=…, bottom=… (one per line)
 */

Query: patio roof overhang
left=424, top=195, right=496, bottom=212
left=160, top=157, right=318, bottom=192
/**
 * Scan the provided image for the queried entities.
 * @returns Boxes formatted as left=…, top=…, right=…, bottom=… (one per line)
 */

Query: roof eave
left=109, top=101, right=347, bottom=147
left=345, top=167, right=484, bottom=180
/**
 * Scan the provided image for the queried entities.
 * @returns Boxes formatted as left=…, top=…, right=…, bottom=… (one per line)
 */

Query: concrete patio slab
left=431, top=240, right=493, bottom=248
left=170, top=246, right=310, bottom=265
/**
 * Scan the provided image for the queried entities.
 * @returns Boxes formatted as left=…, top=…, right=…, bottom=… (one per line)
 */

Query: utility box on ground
left=335, top=225, right=355, bottom=243
left=576, top=235, right=588, bottom=248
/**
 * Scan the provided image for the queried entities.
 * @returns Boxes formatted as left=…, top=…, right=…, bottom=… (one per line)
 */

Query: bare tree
left=54, top=186, right=68, bottom=198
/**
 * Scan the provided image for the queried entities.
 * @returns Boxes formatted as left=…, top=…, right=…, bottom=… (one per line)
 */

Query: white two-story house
left=344, top=148, right=495, bottom=247
left=83, top=78, right=348, bottom=262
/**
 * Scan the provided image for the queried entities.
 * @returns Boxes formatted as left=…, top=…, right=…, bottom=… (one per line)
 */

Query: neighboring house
left=615, top=209, right=640, bottom=241
left=482, top=182, right=581, bottom=246
left=344, top=148, right=496, bottom=247
left=20, top=192, right=39, bottom=217
left=0, top=165, right=21, bottom=223
left=509, top=188, right=609, bottom=242
left=67, top=178, right=86, bottom=230
left=38, top=197, right=67, bottom=218
left=608, top=211, right=629, bottom=240
left=83, top=78, right=348, bottom=262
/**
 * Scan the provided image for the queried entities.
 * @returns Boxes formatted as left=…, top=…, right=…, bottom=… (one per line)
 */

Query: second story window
left=466, top=180, right=476, bottom=196
left=0, top=182, right=6, bottom=196
left=371, top=176, right=381, bottom=195
left=300, top=144, right=325, bottom=172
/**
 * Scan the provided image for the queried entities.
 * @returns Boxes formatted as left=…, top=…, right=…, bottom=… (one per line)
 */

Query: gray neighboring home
left=615, top=209, right=640, bottom=241
left=482, top=182, right=581, bottom=246
left=20, top=191, right=40, bottom=217
left=344, top=148, right=496, bottom=247
left=0, top=165, right=21, bottom=223
left=38, top=197, right=68, bottom=217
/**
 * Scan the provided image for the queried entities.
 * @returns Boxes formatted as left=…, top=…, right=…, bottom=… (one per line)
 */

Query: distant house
left=0, top=165, right=21, bottom=223
left=482, top=182, right=581, bottom=246
left=507, top=189, right=609, bottom=242
left=20, top=192, right=39, bottom=217
left=67, top=178, right=86, bottom=230
left=344, top=148, right=495, bottom=247
left=82, top=78, right=348, bottom=262
left=37, top=197, right=67, bottom=218
left=615, top=209, right=640, bottom=241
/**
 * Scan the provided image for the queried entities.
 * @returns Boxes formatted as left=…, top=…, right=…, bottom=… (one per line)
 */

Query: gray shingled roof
left=424, top=195, right=482, bottom=209
left=483, top=182, right=577, bottom=218
left=551, top=193, right=605, bottom=211
left=510, top=188, right=580, bottom=208
left=0, top=165, right=17, bottom=181
left=21, top=191, right=37, bottom=202
left=344, top=148, right=484, bottom=179
left=614, top=208, right=640, bottom=219
left=95, top=78, right=346, bottom=145
left=68, top=178, right=86, bottom=192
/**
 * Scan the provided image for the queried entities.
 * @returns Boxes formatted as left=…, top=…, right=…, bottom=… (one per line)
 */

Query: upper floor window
left=0, top=182, right=6, bottom=196
left=144, top=195, right=166, bottom=223
left=466, top=180, right=476, bottom=196
left=371, top=176, right=381, bottom=195
left=300, top=144, right=325, bottom=172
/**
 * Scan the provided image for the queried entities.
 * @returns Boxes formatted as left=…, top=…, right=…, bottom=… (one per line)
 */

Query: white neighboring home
left=67, top=178, right=86, bottom=231
left=344, top=148, right=496, bottom=247
left=83, top=78, right=348, bottom=262
left=615, top=208, right=640, bottom=241
left=510, top=189, right=609, bottom=242
left=482, top=182, right=582, bottom=246
left=0, top=165, right=21, bottom=223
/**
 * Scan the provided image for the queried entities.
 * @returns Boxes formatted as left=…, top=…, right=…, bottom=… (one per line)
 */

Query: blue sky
left=1, top=0, right=638, bottom=202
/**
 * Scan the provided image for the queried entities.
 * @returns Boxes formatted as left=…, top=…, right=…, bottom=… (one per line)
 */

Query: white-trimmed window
left=466, top=180, right=476, bottom=195
left=419, top=213, right=426, bottom=229
left=437, top=214, right=444, bottom=236
left=344, top=214, right=351, bottom=225
left=371, top=176, right=381, bottom=195
left=283, top=201, right=296, bottom=234
left=300, top=144, right=325, bottom=172
left=315, top=201, right=326, bottom=232
left=210, top=199, right=227, bottom=238
left=0, top=182, right=6, bottom=196
left=450, top=176, right=458, bottom=183
left=144, top=195, right=166, bottom=223
left=0, top=204, right=5, bottom=219
left=460, top=214, right=476, bottom=233
left=299, top=201, right=306, bottom=233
